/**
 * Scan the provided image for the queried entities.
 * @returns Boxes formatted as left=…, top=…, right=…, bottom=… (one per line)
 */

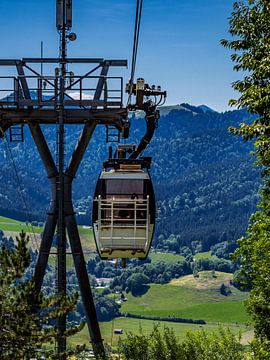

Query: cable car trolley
left=92, top=77, right=166, bottom=266
left=92, top=155, right=155, bottom=262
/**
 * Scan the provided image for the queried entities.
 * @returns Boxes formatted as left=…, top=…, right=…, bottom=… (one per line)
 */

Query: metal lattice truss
left=0, top=58, right=128, bottom=133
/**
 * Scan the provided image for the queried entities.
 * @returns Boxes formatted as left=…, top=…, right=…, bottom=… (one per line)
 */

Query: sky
left=0, top=0, right=237, bottom=112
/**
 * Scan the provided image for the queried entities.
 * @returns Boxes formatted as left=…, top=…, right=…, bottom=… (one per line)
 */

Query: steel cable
left=127, top=0, right=143, bottom=105
left=0, top=128, right=39, bottom=251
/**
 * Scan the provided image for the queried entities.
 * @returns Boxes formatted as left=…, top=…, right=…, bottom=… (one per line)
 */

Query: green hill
left=0, top=216, right=41, bottom=233
left=121, top=271, right=251, bottom=324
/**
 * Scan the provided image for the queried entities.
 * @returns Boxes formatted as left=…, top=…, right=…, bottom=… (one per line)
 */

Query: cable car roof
left=100, top=170, right=149, bottom=180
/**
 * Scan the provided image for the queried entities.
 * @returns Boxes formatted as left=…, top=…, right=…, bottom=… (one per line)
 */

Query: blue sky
left=0, top=0, right=237, bottom=112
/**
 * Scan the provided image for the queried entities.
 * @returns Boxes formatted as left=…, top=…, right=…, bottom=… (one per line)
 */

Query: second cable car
left=92, top=153, right=155, bottom=261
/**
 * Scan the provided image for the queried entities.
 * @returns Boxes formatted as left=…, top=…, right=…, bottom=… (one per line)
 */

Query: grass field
left=149, top=251, right=217, bottom=264
left=0, top=216, right=98, bottom=258
left=0, top=216, right=42, bottom=233
left=150, top=252, right=185, bottom=263
left=194, top=251, right=217, bottom=261
left=47, top=231, right=97, bottom=269
left=69, top=317, right=250, bottom=348
left=121, top=271, right=251, bottom=324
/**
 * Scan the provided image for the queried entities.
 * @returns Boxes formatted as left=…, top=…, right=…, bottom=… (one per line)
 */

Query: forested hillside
left=0, top=104, right=260, bottom=252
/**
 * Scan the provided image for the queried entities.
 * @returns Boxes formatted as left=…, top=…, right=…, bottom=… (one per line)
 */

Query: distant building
left=96, top=277, right=112, bottom=287
left=114, top=329, right=123, bottom=335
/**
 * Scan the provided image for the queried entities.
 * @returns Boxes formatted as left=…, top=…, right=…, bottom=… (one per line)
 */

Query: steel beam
left=64, top=124, right=105, bottom=356
left=66, top=123, right=96, bottom=178
left=0, top=108, right=127, bottom=123
left=0, top=60, right=24, bottom=66
left=93, top=65, right=110, bottom=104
left=63, top=65, right=111, bottom=357
left=64, top=177, right=104, bottom=354
left=0, top=120, right=11, bottom=137
left=29, top=123, right=59, bottom=292
left=15, top=63, right=31, bottom=100
left=14, top=99, right=122, bottom=108
left=0, top=59, right=127, bottom=67
left=22, top=58, right=104, bottom=64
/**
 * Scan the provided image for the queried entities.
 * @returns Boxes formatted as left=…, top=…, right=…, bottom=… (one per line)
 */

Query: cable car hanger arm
left=129, top=102, right=158, bottom=159
left=126, top=78, right=167, bottom=160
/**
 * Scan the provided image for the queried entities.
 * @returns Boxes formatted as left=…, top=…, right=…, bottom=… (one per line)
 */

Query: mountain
left=0, top=105, right=260, bottom=252
left=197, top=105, right=216, bottom=113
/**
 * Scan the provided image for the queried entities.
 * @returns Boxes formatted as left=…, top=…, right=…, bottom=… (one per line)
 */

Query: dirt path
left=240, top=330, right=254, bottom=345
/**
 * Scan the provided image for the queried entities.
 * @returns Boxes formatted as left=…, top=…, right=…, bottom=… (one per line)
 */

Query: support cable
left=0, top=129, right=39, bottom=250
left=127, top=0, right=143, bottom=105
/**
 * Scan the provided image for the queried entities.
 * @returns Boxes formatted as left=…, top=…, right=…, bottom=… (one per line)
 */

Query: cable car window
left=106, top=179, right=144, bottom=196
left=102, top=179, right=145, bottom=222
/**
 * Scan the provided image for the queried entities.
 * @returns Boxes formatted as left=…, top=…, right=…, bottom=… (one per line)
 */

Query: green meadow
left=150, top=251, right=185, bottom=263
left=121, top=272, right=251, bottom=325
left=0, top=216, right=42, bottom=233
left=69, top=317, right=250, bottom=349
left=194, top=251, right=218, bottom=261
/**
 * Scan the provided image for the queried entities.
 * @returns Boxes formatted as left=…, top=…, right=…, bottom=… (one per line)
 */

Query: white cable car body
left=92, top=161, right=155, bottom=260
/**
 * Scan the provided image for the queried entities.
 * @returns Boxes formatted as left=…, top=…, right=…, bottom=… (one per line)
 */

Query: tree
left=221, top=0, right=270, bottom=351
left=118, top=325, right=244, bottom=360
left=193, top=267, right=199, bottom=278
left=219, top=283, right=232, bottom=296
left=0, top=231, right=85, bottom=359
left=126, top=273, right=150, bottom=296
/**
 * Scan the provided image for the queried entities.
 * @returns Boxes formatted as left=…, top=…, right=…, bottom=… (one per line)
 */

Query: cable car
left=92, top=155, right=155, bottom=262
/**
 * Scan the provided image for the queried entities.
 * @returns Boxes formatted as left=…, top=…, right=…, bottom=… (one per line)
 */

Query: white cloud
left=67, top=91, right=94, bottom=100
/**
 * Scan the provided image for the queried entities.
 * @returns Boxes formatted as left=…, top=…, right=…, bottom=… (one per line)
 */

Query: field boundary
left=121, top=312, right=206, bottom=325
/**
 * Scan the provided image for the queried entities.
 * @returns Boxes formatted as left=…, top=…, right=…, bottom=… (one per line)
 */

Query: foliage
left=248, top=338, right=270, bottom=360
left=0, top=231, right=85, bottom=359
left=233, top=212, right=270, bottom=341
left=94, top=293, right=120, bottom=322
left=221, top=0, right=270, bottom=351
left=109, top=255, right=238, bottom=294
left=0, top=229, right=14, bottom=249
left=195, top=257, right=236, bottom=273
left=122, top=313, right=206, bottom=325
left=110, top=260, right=192, bottom=294
left=220, top=283, right=232, bottom=296
left=211, top=240, right=238, bottom=259
left=118, top=325, right=244, bottom=360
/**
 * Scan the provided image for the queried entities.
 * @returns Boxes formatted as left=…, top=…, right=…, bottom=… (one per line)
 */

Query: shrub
left=118, top=325, right=244, bottom=360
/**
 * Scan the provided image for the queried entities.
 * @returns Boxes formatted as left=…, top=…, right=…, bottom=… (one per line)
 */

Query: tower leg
left=65, top=177, right=105, bottom=357
left=29, top=123, right=59, bottom=292
left=30, top=122, right=105, bottom=357
left=33, top=211, right=57, bottom=292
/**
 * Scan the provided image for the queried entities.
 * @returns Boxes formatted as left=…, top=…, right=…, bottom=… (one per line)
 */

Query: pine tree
left=0, top=231, right=85, bottom=359
left=221, top=0, right=270, bottom=352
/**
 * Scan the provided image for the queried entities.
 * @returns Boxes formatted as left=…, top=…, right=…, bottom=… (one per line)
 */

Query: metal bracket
left=9, top=125, right=24, bottom=142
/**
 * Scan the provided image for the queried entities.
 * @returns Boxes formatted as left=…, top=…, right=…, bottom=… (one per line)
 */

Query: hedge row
left=121, top=313, right=206, bottom=325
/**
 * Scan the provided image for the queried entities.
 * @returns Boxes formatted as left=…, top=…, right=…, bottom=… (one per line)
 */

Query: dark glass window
left=106, top=179, right=144, bottom=196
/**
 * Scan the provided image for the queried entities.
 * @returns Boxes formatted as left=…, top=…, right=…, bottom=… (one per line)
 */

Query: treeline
left=109, top=257, right=236, bottom=296
left=0, top=105, right=261, bottom=252
left=122, top=313, right=206, bottom=325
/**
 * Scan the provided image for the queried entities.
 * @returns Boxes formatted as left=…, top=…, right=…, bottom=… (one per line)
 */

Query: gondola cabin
left=92, top=158, right=155, bottom=261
